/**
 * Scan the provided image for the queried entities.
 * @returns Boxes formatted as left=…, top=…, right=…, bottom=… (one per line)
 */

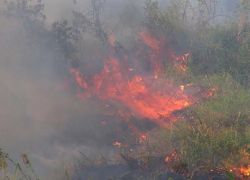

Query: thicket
left=0, top=0, right=249, bottom=179
left=140, top=0, right=250, bottom=177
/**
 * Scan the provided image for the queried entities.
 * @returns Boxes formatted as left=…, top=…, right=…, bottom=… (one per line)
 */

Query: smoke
left=0, top=14, right=63, bottom=178
left=0, top=0, right=243, bottom=179
left=0, top=2, right=123, bottom=178
left=42, top=0, right=241, bottom=22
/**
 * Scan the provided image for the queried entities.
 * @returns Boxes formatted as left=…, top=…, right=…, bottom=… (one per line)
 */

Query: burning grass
left=69, top=31, right=194, bottom=128
left=69, top=73, right=250, bottom=179
left=0, top=0, right=249, bottom=179
left=67, top=12, right=250, bottom=180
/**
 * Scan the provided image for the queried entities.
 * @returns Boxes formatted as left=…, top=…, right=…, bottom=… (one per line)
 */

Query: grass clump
left=0, top=149, right=39, bottom=180
left=169, top=74, right=250, bottom=171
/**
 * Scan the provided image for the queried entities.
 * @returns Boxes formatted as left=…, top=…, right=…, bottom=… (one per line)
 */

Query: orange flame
left=240, top=165, right=250, bottom=177
left=70, top=32, right=194, bottom=127
left=230, top=165, right=250, bottom=178
left=138, top=31, right=164, bottom=78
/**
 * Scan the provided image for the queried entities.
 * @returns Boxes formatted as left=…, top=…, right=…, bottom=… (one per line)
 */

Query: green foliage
left=0, top=0, right=249, bottom=178
left=144, top=0, right=190, bottom=51
left=190, top=24, right=250, bottom=87
left=145, top=0, right=250, bottom=87
left=170, top=74, right=250, bottom=170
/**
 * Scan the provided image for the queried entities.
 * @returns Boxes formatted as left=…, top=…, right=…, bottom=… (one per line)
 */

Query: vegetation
left=0, top=0, right=249, bottom=179
left=0, top=149, right=38, bottom=180
left=172, top=75, right=250, bottom=169
left=132, top=0, right=250, bottom=178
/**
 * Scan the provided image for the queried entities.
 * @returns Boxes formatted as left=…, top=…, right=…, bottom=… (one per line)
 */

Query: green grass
left=166, top=74, right=250, bottom=171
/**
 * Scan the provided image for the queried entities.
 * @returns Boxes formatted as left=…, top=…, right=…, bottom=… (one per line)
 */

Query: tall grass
left=0, top=149, right=39, bottom=180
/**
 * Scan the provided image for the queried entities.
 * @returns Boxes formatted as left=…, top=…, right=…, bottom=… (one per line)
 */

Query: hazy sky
left=41, top=0, right=240, bottom=24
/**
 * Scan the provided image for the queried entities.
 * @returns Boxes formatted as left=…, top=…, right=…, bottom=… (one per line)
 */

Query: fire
left=70, top=32, right=194, bottom=126
left=139, top=134, right=148, bottom=144
left=138, top=31, right=164, bottom=77
left=230, top=165, right=250, bottom=178
left=164, top=149, right=179, bottom=164
left=240, top=165, right=250, bottom=177
left=180, top=85, right=185, bottom=92
left=138, top=32, right=190, bottom=75
left=112, top=141, right=123, bottom=148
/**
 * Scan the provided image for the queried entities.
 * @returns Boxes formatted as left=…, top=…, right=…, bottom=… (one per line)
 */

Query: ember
left=112, top=141, right=123, bottom=148
left=138, top=134, right=148, bottom=144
